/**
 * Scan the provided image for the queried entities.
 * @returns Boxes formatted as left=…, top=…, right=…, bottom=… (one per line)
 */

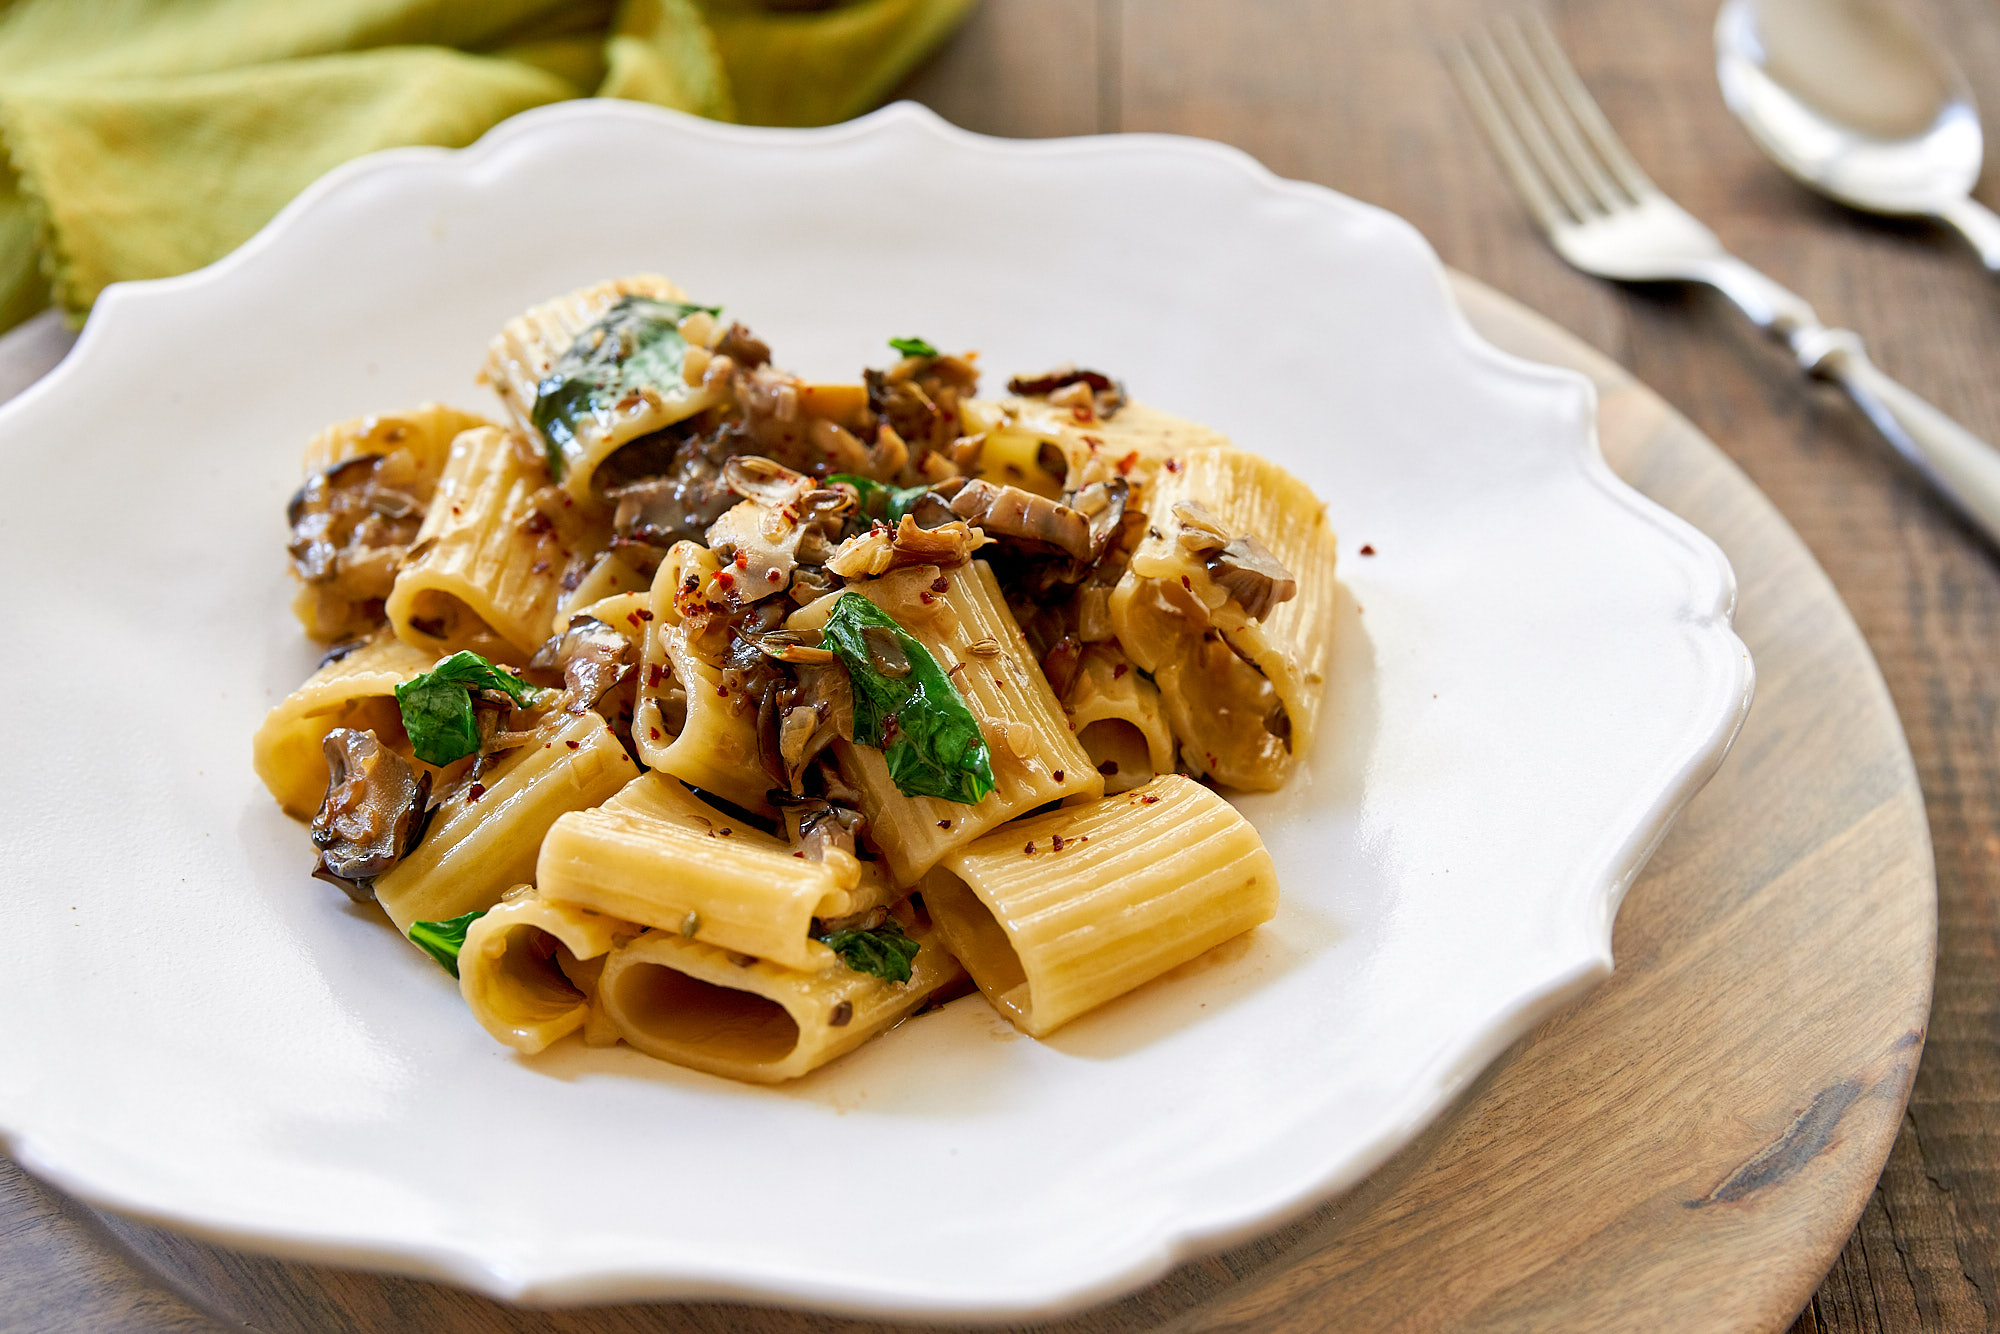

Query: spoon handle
left=1939, top=197, right=2000, bottom=274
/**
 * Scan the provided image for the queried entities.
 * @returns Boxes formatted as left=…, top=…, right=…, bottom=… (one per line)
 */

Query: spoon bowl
left=1717, top=0, right=2000, bottom=269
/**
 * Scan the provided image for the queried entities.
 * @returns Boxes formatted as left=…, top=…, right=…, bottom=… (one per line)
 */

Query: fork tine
left=1464, top=26, right=1601, bottom=224
left=1444, top=37, right=1572, bottom=236
left=1496, top=16, right=1626, bottom=212
left=1519, top=11, right=1656, bottom=201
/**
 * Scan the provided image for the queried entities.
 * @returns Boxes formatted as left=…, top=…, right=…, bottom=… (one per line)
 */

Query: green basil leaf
left=393, top=651, right=540, bottom=767
left=887, top=335, right=939, bottom=359
left=408, top=909, right=484, bottom=978
left=827, top=472, right=932, bottom=525
left=820, top=593, right=995, bottom=805
left=530, top=295, right=721, bottom=477
left=819, top=919, right=922, bottom=984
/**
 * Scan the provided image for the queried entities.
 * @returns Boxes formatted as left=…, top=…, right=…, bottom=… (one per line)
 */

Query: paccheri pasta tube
left=256, top=276, right=1335, bottom=1083
left=923, top=774, right=1279, bottom=1036
left=596, top=903, right=964, bottom=1084
left=1110, top=445, right=1338, bottom=790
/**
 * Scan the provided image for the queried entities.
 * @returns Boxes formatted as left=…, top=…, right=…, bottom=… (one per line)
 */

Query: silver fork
left=1449, top=14, right=2000, bottom=550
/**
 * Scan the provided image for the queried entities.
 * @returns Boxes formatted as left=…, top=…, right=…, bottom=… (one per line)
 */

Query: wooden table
left=2, top=3, right=1994, bottom=1331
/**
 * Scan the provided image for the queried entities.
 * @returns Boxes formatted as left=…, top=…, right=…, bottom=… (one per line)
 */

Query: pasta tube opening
left=606, top=961, right=804, bottom=1064
left=596, top=916, right=965, bottom=1083
left=459, top=893, right=634, bottom=1055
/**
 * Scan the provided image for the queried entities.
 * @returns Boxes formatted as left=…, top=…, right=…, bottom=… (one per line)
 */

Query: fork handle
left=1806, top=332, right=2000, bottom=546
left=1693, top=256, right=2000, bottom=547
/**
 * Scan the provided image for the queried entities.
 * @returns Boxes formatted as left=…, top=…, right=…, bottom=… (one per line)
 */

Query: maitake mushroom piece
left=1172, top=501, right=1298, bottom=621
left=702, top=456, right=852, bottom=602
left=287, top=454, right=427, bottom=638
left=531, top=615, right=636, bottom=713
left=310, top=728, right=433, bottom=900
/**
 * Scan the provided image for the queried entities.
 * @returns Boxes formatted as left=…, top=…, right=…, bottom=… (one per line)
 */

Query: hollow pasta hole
left=1078, top=720, right=1154, bottom=795
left=494, top=928, right=585, bottom=1027
left=610, top=964, right=801, bottom=1063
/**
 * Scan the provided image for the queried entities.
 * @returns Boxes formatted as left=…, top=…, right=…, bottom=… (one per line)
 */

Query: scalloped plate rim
left=0, top=99, right=1754, bottom=1319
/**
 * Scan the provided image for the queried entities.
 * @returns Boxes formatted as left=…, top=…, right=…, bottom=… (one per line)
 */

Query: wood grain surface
left=2, top=0, right=1990, bottom=1329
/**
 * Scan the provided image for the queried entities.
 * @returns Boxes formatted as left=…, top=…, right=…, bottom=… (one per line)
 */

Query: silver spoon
left=1717, top=0, right=2000, bottom=270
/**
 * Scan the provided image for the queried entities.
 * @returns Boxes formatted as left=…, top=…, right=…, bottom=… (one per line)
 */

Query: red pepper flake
left=1071, top=404, right=1093, bottom=423
left=1359, top=544, right=1377, bottom=556
left=1112, top=662, right=1128, bottom=680
left=1098, top=760, right=1119, bottom=776
left=919, top=591, right=936, bottom=604
left=930, top=575, right=949, bottom=594
left=1165, top=457, right=1183, bottom=473
left=467, top=783, right=486, bottom=803
left=1082, top=434, right=1103, bottom=449
left=1023, top=841, right=1037, bottom=855
left=531, top=559, right=550, bottom=575
left=521, top=511, right=553, bottom=537
left=716, top=685, right=729, bottom=697
left=1077, top=835, right=1088, bottom=844
left=565, top=739, right=580, bottom=750
left=937, top=819, right=951, bottom=829
left=792, top=850, right=806, bottom=858
left=716, top=570, right=737, bottom=589
left=634, top=608, right=654, bottom=621
left=1115, top=450, right=1139, bottom=476
left=766, top=569, right=782, bottom=583
left=718, top=828, right=733, bottom=837
left=735, top=552, right=749, bottom=569
left=1051, top=833, right=1066, bottom=851
left=626, top=611, right=645, bottom=628
left=1052, top=769, right=1064, bottom=782
left=645, top=664, right=665, bottom=687
left=648, top=726, right=662, bottom=740
left=1140, top=794, right=1160, bottom=805
left=1181, top=575, right=1193, bottom=591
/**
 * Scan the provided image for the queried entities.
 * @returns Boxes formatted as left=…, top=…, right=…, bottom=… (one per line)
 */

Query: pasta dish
left=252, top=275, right=1338, bottom=1083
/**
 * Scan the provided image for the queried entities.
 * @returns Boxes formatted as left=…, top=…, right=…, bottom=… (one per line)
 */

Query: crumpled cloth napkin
left=0, top=0, right=974, bottom=334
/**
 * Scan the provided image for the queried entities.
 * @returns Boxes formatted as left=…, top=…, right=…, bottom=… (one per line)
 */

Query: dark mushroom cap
left=310, top=728, right=432, bottom=894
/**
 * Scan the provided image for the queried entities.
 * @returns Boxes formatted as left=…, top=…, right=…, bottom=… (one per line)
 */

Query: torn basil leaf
left=409, top=909, right=484, bottom=978
left=820, top=593, right=995, bottom=805
left=530, top=295, right=720, bottom=477
left=820, top=919, right=921, bottom=984
left=887, top=335, right=939, bottom=359
left=393, top=651, right=541, bottom=767
left=828, top=472, right=931, bottom=525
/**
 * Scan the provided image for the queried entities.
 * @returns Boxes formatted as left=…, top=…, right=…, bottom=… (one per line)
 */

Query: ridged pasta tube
left=1062, top=644, right=1175, bottom=795
left=595, top=908, right=964, bottom=1083
left=631, top=543, right=774, bottom=816
left=967, top=397, right=1232, bottom=493
left=788, top=561, right=1103, bottom=886
left=373, top=710, right=637, bottom=931
left=481, top=274, right=724, bottom=499
left=385, top=426, right=596, bottom=664
left=922, top=774, right=1278, bottom=1037
left=252, top=635, right=439, bottom=818
left=458, top=891, right=638, bottom=1055
left=536, top=774, right=859, bottom=971
left=289, top=403, right=496, bottom=641
left=298, top=402, right=494, bottom=496
left=1109, top=445, right=1338, bottom=790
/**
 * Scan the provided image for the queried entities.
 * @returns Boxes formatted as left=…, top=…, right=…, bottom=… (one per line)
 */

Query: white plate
left=0, top=102, right=1752, bottom=1319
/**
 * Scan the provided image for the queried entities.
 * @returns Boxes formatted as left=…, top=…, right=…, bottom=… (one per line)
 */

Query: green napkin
left=0, top=0, right=975, bottom=335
